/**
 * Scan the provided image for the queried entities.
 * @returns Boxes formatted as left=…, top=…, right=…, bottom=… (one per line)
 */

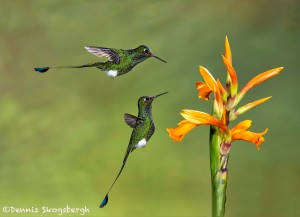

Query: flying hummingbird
left=99, top=91, right=168, bottom=208
left=34, top=45, right=167, bottom=78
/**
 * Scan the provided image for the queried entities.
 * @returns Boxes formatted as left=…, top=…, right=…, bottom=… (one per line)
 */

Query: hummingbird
left=34, top=45, right=167, bottom=78
left=99, top=91, right=168, bottom=208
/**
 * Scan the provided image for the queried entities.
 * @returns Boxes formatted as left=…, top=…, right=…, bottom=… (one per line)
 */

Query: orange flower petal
left=198, top=66, right=223, bottom=114
left=199, top=66, right=217, bottom=91
left=213, top=85, right=224, bottom=116
left=181, top=109, right=228, bottom=132
left=240, top=67, right=284, bottom=95
left=221, top=104, right=227, bottom=125
left=196, top=81, right=212, bottom=100
left=231, top=120, right=268, bottom=150
left=217, top=79, right=226, bottom=97
left=224, top=36, right=232, bottom=65
left=167, top=120, right=197, bottom=142
left=232, top=129, right=268, bottom=150
left=233, top=97, right=272, bottom=120
left=231, top=120, right=252, bottom=134
left=222, top=55, right=238, bottom=87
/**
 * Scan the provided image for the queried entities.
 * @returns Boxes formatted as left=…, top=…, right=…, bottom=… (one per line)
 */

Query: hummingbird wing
left=84, top=46, right=120, bottom=64
left=124, top=113, right=144, bottom=128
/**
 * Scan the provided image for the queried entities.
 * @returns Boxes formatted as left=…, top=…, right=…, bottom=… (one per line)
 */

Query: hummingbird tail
left=99, top=194, right=108, bottom=208
left=34, top=62, right=102, bottom=73
left=34, top=67, right=50, bottom=73
left=99, top=151, right=130, bottom=208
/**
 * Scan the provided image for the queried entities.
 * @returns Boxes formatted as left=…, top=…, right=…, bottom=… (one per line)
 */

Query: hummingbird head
left=138, top=92, right=168, bottom=110
left=135, top=45, right=167, bottom=63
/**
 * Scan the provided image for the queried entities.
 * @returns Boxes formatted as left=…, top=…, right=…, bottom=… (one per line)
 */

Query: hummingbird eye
left=144, top=97, right=150, bottom=102
left=143, top=48, right=150, bottom=54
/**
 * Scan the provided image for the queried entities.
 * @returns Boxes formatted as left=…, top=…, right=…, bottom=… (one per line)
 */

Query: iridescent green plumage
left=34, top=45, right=166, bottom=78
left=99, top=91, right=168, bottom=208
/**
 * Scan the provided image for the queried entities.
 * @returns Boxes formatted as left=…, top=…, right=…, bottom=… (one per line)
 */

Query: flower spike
left=167, top=36, right=283, bottom=217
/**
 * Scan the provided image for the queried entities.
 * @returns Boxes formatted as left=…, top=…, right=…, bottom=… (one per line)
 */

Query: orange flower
left=224, top=35, right=235, bottom=96
left=199, top=66, right=218, bottom=91
left=196, top=66, right=217, bottom=100
left=167, top=36, right=283, bottom=155
left=181, top=109, right=227, bottom=131
left=222, top=55, right=237, bottom=86
left=240, top=67, right=283, bottom=94
left=230, top=120, right=268, bottom=150
left=167, top=109, right=227, bottom=142
left=224, top=36, right=232, bottom=65
left=236, top=67, right=283, bottom=104
left=197, top=66, right=223, bottom=115
left=230, top=96, right=272, bottom=121
left=196, top=81, right=212, bottom=100
left=167, top=36, right=283, bottom=216
left=217, top=79, right=227, bottom=98
left=168, top=111, right=268, bottom=151
left=167, top=120, right=197, bottom=142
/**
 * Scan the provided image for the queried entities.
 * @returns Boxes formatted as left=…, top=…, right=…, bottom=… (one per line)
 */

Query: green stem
left=209, top=125, right=228, bottom=217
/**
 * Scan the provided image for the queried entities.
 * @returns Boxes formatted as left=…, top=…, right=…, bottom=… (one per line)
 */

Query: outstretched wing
left=124, top=113, right=144, bottom=128
left=84, top=46, right=120, bottom=64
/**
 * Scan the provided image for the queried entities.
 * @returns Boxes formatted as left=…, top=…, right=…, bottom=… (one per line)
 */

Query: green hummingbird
left=34, top=45, right=167, bottom=78
left=99, top=91, right=168, bottom=208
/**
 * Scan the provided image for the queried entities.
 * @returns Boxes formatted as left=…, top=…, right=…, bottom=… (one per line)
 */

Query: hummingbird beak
left=154, top=91, right=168, bottom=99
left=152, top=55, right=167, bottom=63
left=146, top=92, right=168, bottom=106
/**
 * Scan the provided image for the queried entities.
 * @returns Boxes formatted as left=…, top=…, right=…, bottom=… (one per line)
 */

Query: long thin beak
left=154, top=91, right=168, bottom=98
left=153, top=55, right=167, bottom=63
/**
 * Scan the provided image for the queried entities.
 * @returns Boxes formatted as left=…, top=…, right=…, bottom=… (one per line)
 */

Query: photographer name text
left=2, top=205, right=90, bottom=215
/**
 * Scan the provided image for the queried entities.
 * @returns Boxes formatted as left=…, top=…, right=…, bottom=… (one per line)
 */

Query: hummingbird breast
left=130, top=119, right=155, bottom=151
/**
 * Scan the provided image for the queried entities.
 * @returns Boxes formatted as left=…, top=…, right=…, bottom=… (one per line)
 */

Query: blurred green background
left=0, top=0, right=299, bottom=216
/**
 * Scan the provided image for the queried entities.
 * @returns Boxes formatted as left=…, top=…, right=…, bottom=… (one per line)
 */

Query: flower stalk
left=167, top=36, right=283, bottom=217
left=210, top=125, right=227, bottom=217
